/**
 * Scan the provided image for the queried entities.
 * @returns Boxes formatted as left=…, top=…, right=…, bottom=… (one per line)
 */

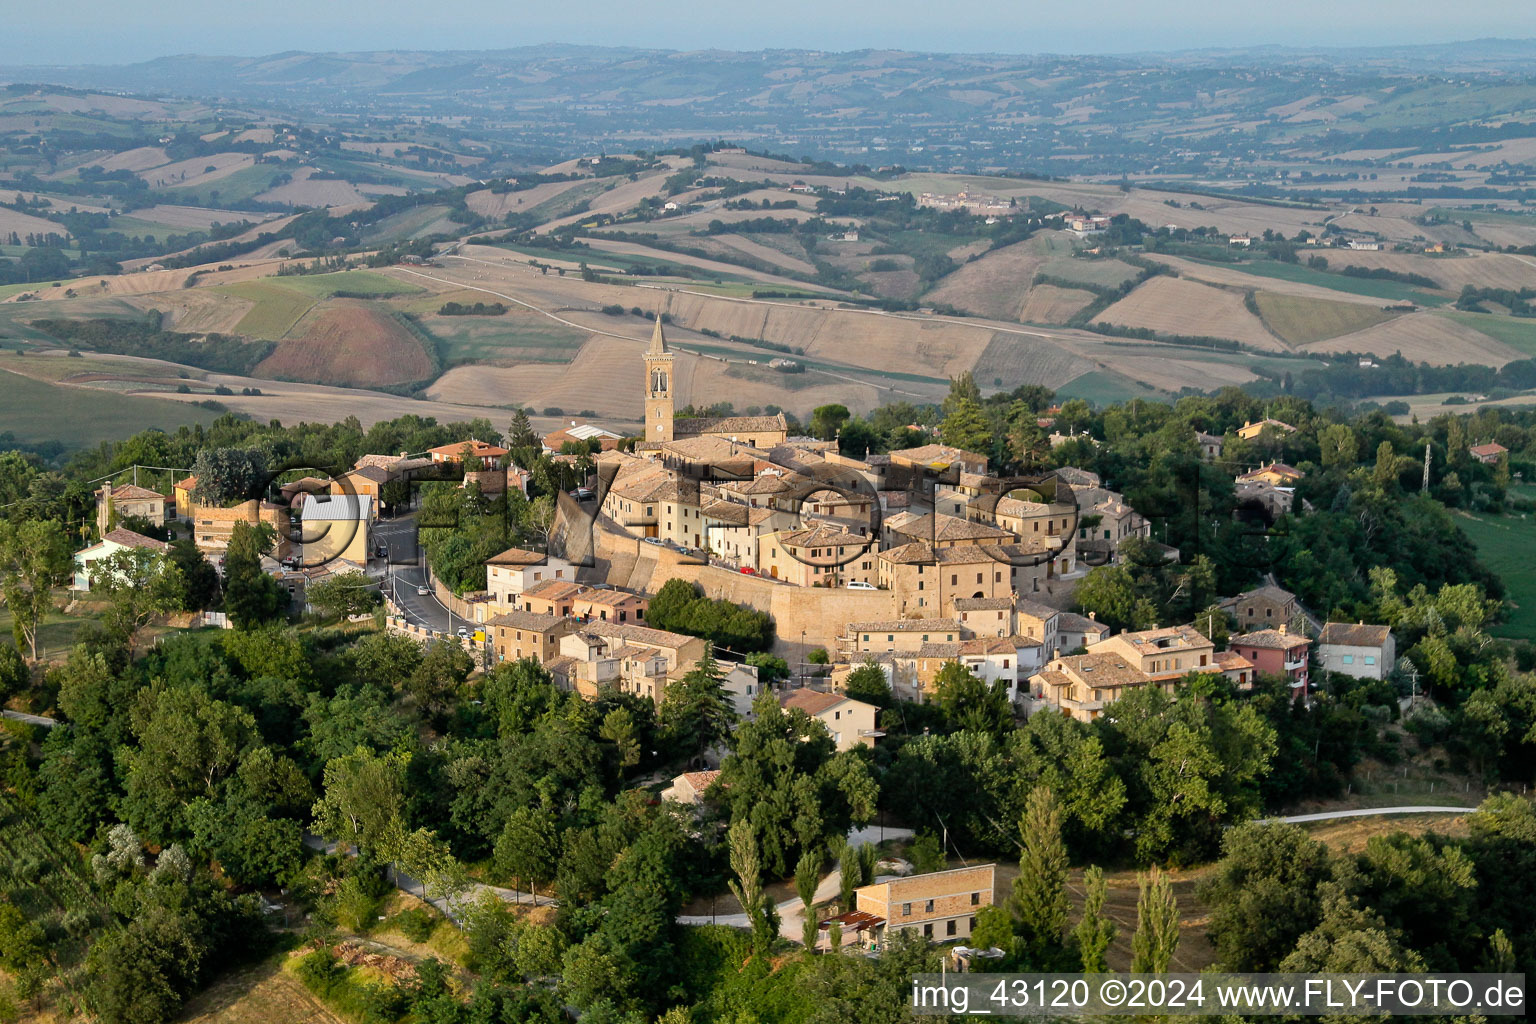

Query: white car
left=846, top=581, right=877, bottom=591
left=417, top=585, right=430, bottom=596
left=457, top=626, right=470, bottom=638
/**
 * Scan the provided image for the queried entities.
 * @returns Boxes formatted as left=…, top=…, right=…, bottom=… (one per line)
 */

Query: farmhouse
left=1229, top=626, right=1311, bottom=693
left=779, top=687, right=879, bottom=751
left=844, top=864, right=996, bottom=947
left=95, top=483, right=167, bottom=537
left=73, top=527, right=168, bottom=591
left=1317, top=622, right=1395, bottom=680
left=1469, top=442, right=1508, bottom=464
left=1236, top=418, right=1297, bottom=440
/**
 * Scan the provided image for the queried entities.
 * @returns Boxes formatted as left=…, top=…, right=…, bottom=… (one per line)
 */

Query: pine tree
left=1074, top=865, right=1115, bottom=972
left=1012, top=786, right=1070, bottom=956
left=1131, top=866, right=1180, bottom=973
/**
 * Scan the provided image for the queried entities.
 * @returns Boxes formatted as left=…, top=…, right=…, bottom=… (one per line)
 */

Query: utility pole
left=1422, top=442, right=1431, bottom=493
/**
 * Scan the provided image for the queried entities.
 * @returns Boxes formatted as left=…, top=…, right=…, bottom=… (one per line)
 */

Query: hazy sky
left=13, top=0, right=1536, bottom=65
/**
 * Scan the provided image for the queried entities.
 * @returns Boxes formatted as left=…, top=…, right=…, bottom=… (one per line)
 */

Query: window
left=923, top=923, right=933, bottom=938
left=976, top=573, right=983, bottom=584
left=970, top=892, right=981, bottom=905
left=1364, top=656, right=1376, bottom=665
left=1342, top=654, right=1354, bottom=665
left=902, top=902, right=911, bottom=917
left=969, top=916, right=977, bottom=931
left=947, top=920, right=958, bottom=936
left=951, top=574, right=957, bottom=586
left=925, top=899, right=934, bottom=913
left=1266, top=608, right=1273, bottom=617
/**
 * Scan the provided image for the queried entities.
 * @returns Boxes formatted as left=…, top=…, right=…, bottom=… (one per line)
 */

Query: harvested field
left=78, top=145, right=169, bottom=173
left=537, top=171, right=673, bottom=233
left=971, top=331, right=1098, bottom=392
left=1147, top=254, right=1391, bottom=306
left=361, top=204, right=462, bottom=243
left=256, top=168, right=370, bottom=206
left=122, top=289, right=254, bottom=334
left=427, top=335, right=642, bottom=419
left=705, top=233, right=817, bottom=275
left=924, top=238, right=1050, bottom=319
left=1445, top=312, right=1536, bottom=358
left=576, top=236, right=817, bottom=291
left=1254, top=291, right=1400, bottom=345
left=1019, top=283, right=1096, bottom=324
left=179, top=958, right=345, bottom=1024
left=139, top=152, right=254, bottom=189
left=1302, top=310, right=1525, bottom=366
left=466, top=179, right=590, bottom=219
left=130, top=204, right=267, bottom=231
left=1095, top=276, right=1286, bottom=350
left=861, top=267, right=923, bottom=300
left=255, top=302, right=432, bottom=386
left=1316, top=250, right=1536, bottom=292
left=0, top=206, right=69, bottom=239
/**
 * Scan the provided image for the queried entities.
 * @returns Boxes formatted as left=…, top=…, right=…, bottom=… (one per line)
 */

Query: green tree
left=1073, top=564, right=1156, bottom=634
left=659, top=646, right=735, bottom=757
left=1074, top=865, right=1115, bottom=973
left=189, top=447, right=265, bottom=506
left=1318, top=423, right=1358, bottom=469
left=843, top=661, right=893, bottom=708
left=495, top=806, right=558, bottom=902
left=311, top=746, right=409, bottom=856
left=971, top=904, right=1015, bottom=955
left=1199, top=822, right=1333, bottom=971
left=941, top=397, right=991, bottom=457
left=166, top=538, right=219, bottom=611
left=795, top=847, right=824, bottom=949
left=223, top=520, right=286, bottom=628
left=1012, top=786, right=1070, bottom=957
left=1007, top=408, right=1050, bottom=472
left=346, top=630, right=423, bottom=692
left=91, top=547, right=185, bottom=648
left=933, top=660, right=1011, bottom=736
left=727, top=819, right=773, bottom=955
left=306, top=569, right=380, bottom=619
left=406, top=638, right=474, bottom=718
left=599, top=706, right=643, bottom=772
left=809, top=403, right=852, bottom=441
left=0, top=642, right=27, bottom=704
left=0, top=518, right=70, bottom=660
left=1130, top=866, right=1179, bottom=973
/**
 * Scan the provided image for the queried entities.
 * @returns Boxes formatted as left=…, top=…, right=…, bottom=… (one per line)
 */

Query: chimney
left=1279, top=623, right=1288, bottom=635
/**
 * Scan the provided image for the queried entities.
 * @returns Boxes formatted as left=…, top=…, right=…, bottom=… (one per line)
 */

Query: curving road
left=1267, top=805, right=1477, bottom=824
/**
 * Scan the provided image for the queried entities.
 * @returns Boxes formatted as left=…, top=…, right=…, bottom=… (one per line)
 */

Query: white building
left=73, top=527, right=168, bottom=591
left=1317, top=622, right=1396, bottom=680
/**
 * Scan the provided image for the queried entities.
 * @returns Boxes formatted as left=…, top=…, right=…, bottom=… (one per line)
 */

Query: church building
left=643, top=315, right=789, bottom=449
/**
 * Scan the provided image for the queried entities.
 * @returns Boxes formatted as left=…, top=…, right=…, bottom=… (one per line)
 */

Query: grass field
left=417, top=311, right=589, bottom=364
left=1444, top=311, right=1536, bottom=358
left=1254, top=291, right=1400, bottom=345
left=1457, top=510, right=1536, bottom=639
left=0, top=368, right=225, bottom=448
left=1056, top=369, right=1162, bottom=405
left=1192, top=257, right=1449, bottom=307
left=216, top=281, right=317, bottom=339
left=273, top=270, right=424, bottom=299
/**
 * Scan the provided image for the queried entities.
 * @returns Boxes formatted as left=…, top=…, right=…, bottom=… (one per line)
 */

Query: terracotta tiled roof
left=954, top=597, right=1013, bottom=611
left=780, top=687, right=851, bottom=716
left=487, top=609, right=569, bottom=632
left=1232, top=628, right=1310, bottom=651
left=110, top=483, right=164, bottom=501
left=486, top=546, right=548, bottom=566
left=99, top=527, right=168, bottom=551
left=1319, top=622, right=1393, bottom=648
left=848, top=619, right=963, bottom=634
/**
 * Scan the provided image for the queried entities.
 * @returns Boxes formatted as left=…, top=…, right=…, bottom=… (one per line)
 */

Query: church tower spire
left=643, top=313, right=674, bottom=443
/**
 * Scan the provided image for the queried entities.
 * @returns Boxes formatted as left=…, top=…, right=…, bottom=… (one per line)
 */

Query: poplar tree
left=1131, top=866, right=1180, bottom=973
left=1074, top=865, right=1116, bottom=973
left=1012, top=786, right=1070, bottom=957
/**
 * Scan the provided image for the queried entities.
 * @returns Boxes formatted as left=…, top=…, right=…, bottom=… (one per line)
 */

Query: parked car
left=456, top=626, right=470, bottom=638
left=740, top=566, right=757, bottom=575
left=417, top=585, right=430, bottom=596
left=846, top=581, right=877, bottom=591
left=571, top=487, right=595, bottom=501
left=642, top=537, right=663, bottom=545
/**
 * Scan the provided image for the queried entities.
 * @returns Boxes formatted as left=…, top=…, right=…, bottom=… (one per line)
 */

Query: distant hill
left=6, top=42, right=1536, bottom=176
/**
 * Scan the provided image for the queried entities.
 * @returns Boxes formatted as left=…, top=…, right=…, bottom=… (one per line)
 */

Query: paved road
left=1, top=709, right=59, bottom=729
left=1268, top=806, right=1478, bottom=824
left=369, top=514, right=461, bottom=636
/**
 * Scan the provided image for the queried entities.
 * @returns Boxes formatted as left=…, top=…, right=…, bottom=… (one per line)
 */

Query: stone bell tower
left=644, top=314, right=674, bottom=443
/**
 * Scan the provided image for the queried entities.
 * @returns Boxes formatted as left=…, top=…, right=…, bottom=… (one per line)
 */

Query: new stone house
left=839, top=864, right=997, bottom=947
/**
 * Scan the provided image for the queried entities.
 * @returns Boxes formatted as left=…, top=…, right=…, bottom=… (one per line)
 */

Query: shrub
left=394, top=907, right=435, bottom=943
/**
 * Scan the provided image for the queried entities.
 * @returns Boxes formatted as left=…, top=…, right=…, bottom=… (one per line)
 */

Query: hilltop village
left=76, top=315, right=1397, bottom=740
